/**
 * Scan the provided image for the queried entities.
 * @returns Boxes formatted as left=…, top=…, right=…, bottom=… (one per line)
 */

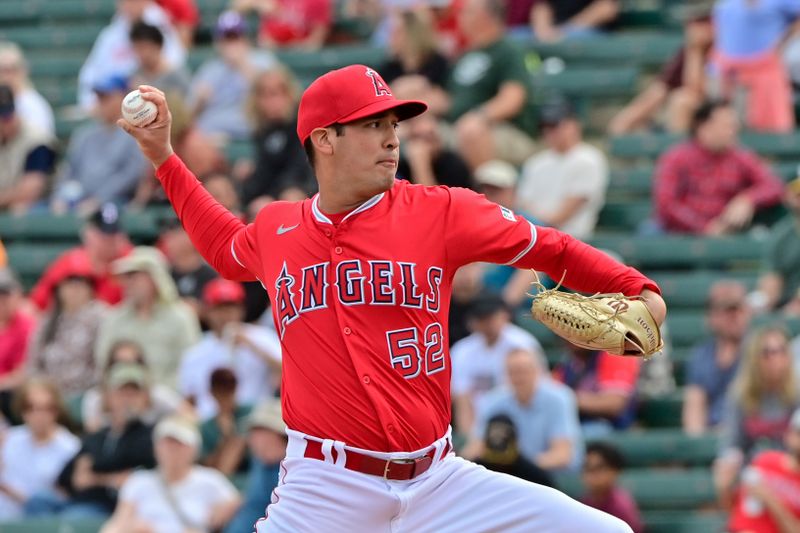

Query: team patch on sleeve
left=500, top=206, right=516, bottom=222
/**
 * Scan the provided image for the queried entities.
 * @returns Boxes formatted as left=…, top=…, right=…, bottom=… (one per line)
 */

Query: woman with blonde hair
left=713, top=324, right=799, bottom=506
left=381, top=8, right=450, bottom=95
left=239, top=65, right=314, bottom=209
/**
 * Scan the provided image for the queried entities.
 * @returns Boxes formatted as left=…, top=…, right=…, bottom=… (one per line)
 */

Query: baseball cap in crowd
left=107, top=362, right=149, bottom=389
left=467, top=292, right=510, bottom=320
left=203, top=278, right=245, bottom=306
left=88, top=203, right=122, bottom=234
left=474, top=160, right=518, bottom=189
left=539, top=97, right=576, bottom=128
left=215, top=10, right=246, bottom=38
left=247, top=399, right=287, bottom=434
left=154, top=415, right=202, bottom=448
left=0, top=85, right=15, bottom=118
left=297, top=64, right=427, bottom=143
left=93, top=74, right=129, bottom=95
left=0, top=268, right=20, bottom=294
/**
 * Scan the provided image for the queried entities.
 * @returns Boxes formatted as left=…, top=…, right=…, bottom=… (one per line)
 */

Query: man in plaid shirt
left=654, top=100, right=783, bottom=235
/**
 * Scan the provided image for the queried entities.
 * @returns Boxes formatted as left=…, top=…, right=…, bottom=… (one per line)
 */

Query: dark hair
left=210, top=367, right=238, bottom=392
left=690, top=99, right=730, bottom=138
left=129, top=21, right=164, bottom=47
left=586, top=441, right=625, bottom=471
left=105, top=339, right=147, bottom=374
left=303, top=123, right=346, bottom=169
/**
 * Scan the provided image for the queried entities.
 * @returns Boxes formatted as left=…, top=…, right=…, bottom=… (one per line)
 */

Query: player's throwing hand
left=116, top=85, right=174, bottom=168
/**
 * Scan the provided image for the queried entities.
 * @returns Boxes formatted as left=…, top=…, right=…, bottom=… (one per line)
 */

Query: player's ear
left=310, top=128, right=334, bottom=157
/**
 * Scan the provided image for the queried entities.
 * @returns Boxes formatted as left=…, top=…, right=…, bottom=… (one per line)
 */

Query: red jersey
left=0, top=310, right=34, bottom=376
left=259, top=0, right=332, bottom=46
left=729, top=451, right=800, bottom=533
left=157, top=155, right=658, bottom=452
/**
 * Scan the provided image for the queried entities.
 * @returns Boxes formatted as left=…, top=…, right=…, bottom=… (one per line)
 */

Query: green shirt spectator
left=447, top=38, right=531, bottom=128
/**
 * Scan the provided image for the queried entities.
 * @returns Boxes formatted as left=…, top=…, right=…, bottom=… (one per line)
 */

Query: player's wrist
left=152, top=148, right=176, bottom=170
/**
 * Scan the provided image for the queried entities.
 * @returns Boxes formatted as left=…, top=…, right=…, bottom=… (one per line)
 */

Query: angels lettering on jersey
left=274, top=260, right=443, bottom=338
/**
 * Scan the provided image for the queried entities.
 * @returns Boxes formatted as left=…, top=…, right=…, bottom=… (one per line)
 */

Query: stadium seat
left=555, top=467, right=715, bottom=510
left=603, top=429, right=719, bottom=467
left=664, top=311, right=706, bottom=348
left=42, top=0, right=116, bottom=22
left=0, top=213, right=84, bottom=242
left=612, top=131, right=800, bottom=160
left=638, top=390, right=683, bottom=428
left=651, top=271, right=759, bottom=309
left=597, top=200, right=652, bottom=231
left=7, top=243, right=75, bottom=288
left=528, top=33, right=683, bottom=68
left=0, top=24, right=101, bottom=50
left=0, top=0, right=40, bottom=24
left=225, top=140, right=255, bottom=163
left=27, top=54, right=86, bottom=79
left=588, top=234, right=767, bottom=269
left=531, top=66, right=639, bottom=98
left=643, top=511, right=728, bottom=533
left=0, top=517, right=106, bottom=533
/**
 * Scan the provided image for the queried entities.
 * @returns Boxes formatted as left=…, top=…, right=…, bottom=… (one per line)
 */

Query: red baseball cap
left=296, top=64, right=428, bottom=143
left=203, top=278, right=245, bottom=306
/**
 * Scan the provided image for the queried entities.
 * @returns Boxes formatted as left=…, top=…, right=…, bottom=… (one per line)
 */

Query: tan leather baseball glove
left=530, top=273, right=664, bottom=359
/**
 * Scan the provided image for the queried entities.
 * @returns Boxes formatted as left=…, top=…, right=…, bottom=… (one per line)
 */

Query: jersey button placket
left=362, top=375, right=370, bottom=384
left=334, top=246, right=343, bottom=255
left=343, top=327, right=351, bottom=335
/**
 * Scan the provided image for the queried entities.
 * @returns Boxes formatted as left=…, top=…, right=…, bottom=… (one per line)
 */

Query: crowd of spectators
left=4, top=0, right=800, bottom=532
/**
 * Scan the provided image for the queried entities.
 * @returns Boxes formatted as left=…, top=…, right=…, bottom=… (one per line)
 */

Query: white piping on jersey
left=311, top=192, right=386, bottom=225
left=505, top=220, right=538, bottom=265
left=231, top=238, right=246, bottom=268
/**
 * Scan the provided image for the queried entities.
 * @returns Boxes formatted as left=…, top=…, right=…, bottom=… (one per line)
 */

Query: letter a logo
left=366, top=68, right=392, bottom=97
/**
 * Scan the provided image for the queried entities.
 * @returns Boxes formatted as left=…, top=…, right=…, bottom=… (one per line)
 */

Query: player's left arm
left=444, top=187, right=666, bottom=324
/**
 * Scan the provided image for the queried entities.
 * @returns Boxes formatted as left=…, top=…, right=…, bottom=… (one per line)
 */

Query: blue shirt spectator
left=471, top=349, right=583, bottom=473
left=714, top=0, right=800, bottom=57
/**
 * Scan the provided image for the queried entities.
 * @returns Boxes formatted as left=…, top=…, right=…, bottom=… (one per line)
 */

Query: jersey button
left=334, top=246, right=343, bottom=254
left=387, top=424, right=395, bottom=433
left=343, top=327, right=352, bottom=335
left=324, top=229, right=332, bottom=237
left=362, top=375, right=371, bottom=384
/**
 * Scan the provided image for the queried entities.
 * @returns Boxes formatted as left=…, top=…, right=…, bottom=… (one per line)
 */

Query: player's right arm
left=118, top=86, right=258, bottom=281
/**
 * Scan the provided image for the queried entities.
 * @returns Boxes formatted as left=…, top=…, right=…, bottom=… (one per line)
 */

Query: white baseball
left=121, top=90, right=158, bottom=127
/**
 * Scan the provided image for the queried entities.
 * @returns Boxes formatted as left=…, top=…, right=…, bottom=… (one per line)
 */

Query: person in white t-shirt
left=179, top=278, right=282, bottom=420
left=451, top=292, right=544, bottom=437
left=0, top=378, right=80, bottom=519
left=78, top=0, right=186, bottom=110
left=0, top=42, right=55, bottom=136
left=101, top=415, right=241, bottom=533
left=517, top=98, right=608, bottom=240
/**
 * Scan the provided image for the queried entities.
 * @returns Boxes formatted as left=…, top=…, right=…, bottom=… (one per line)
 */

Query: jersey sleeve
left=444, top=187, right=538, bottom=269
left=596, top=353, right=640, bottom=396
left=156, top=154, right=258, bottom=282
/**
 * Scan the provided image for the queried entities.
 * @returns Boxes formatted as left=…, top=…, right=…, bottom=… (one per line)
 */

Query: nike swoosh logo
left=277, top=224, right=299, bottom=235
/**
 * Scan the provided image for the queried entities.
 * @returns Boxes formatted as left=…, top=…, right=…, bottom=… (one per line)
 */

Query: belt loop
left=332, top=441, right=347, bottom=467
left=432, top=438, right=445, bottom=463
left=321, top=439, right=335, bottom=464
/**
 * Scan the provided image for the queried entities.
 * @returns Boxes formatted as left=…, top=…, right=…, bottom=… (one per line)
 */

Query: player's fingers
left=116, top=118, right=134, bottom=135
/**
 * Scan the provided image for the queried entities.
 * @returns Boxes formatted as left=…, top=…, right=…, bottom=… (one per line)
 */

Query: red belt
left=303, top=439, right=451, bottom=480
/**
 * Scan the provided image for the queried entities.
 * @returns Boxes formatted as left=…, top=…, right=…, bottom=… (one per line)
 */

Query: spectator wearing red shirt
left=653, top=100, right=783, bottom=235
left=554, top=345, right=640, bottom=439
left=29, top=205, right=132, bottom=312
left=233, top=0, right=332, bottom=50
left=156, top=0, right=199, bottom=49
left=728, top=407, right=800, bottom=533
left=0, top=268, right=35, bottom=421
left=581, top=442, right=644, bottom=533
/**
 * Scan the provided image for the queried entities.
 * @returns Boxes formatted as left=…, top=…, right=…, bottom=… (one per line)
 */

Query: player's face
left=330, top=111, right=400, bottom=198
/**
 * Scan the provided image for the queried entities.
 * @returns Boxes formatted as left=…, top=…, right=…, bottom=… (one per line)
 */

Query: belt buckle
left=383, top=457, right=416, bottom=480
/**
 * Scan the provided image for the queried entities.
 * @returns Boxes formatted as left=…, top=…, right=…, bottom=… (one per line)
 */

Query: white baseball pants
left=254, top=429, right=632, bottom=533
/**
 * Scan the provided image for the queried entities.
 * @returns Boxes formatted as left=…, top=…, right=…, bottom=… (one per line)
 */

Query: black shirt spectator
left=58, top=419, right=155, bottom=513
left=243, top=119, right=314, bottom=203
